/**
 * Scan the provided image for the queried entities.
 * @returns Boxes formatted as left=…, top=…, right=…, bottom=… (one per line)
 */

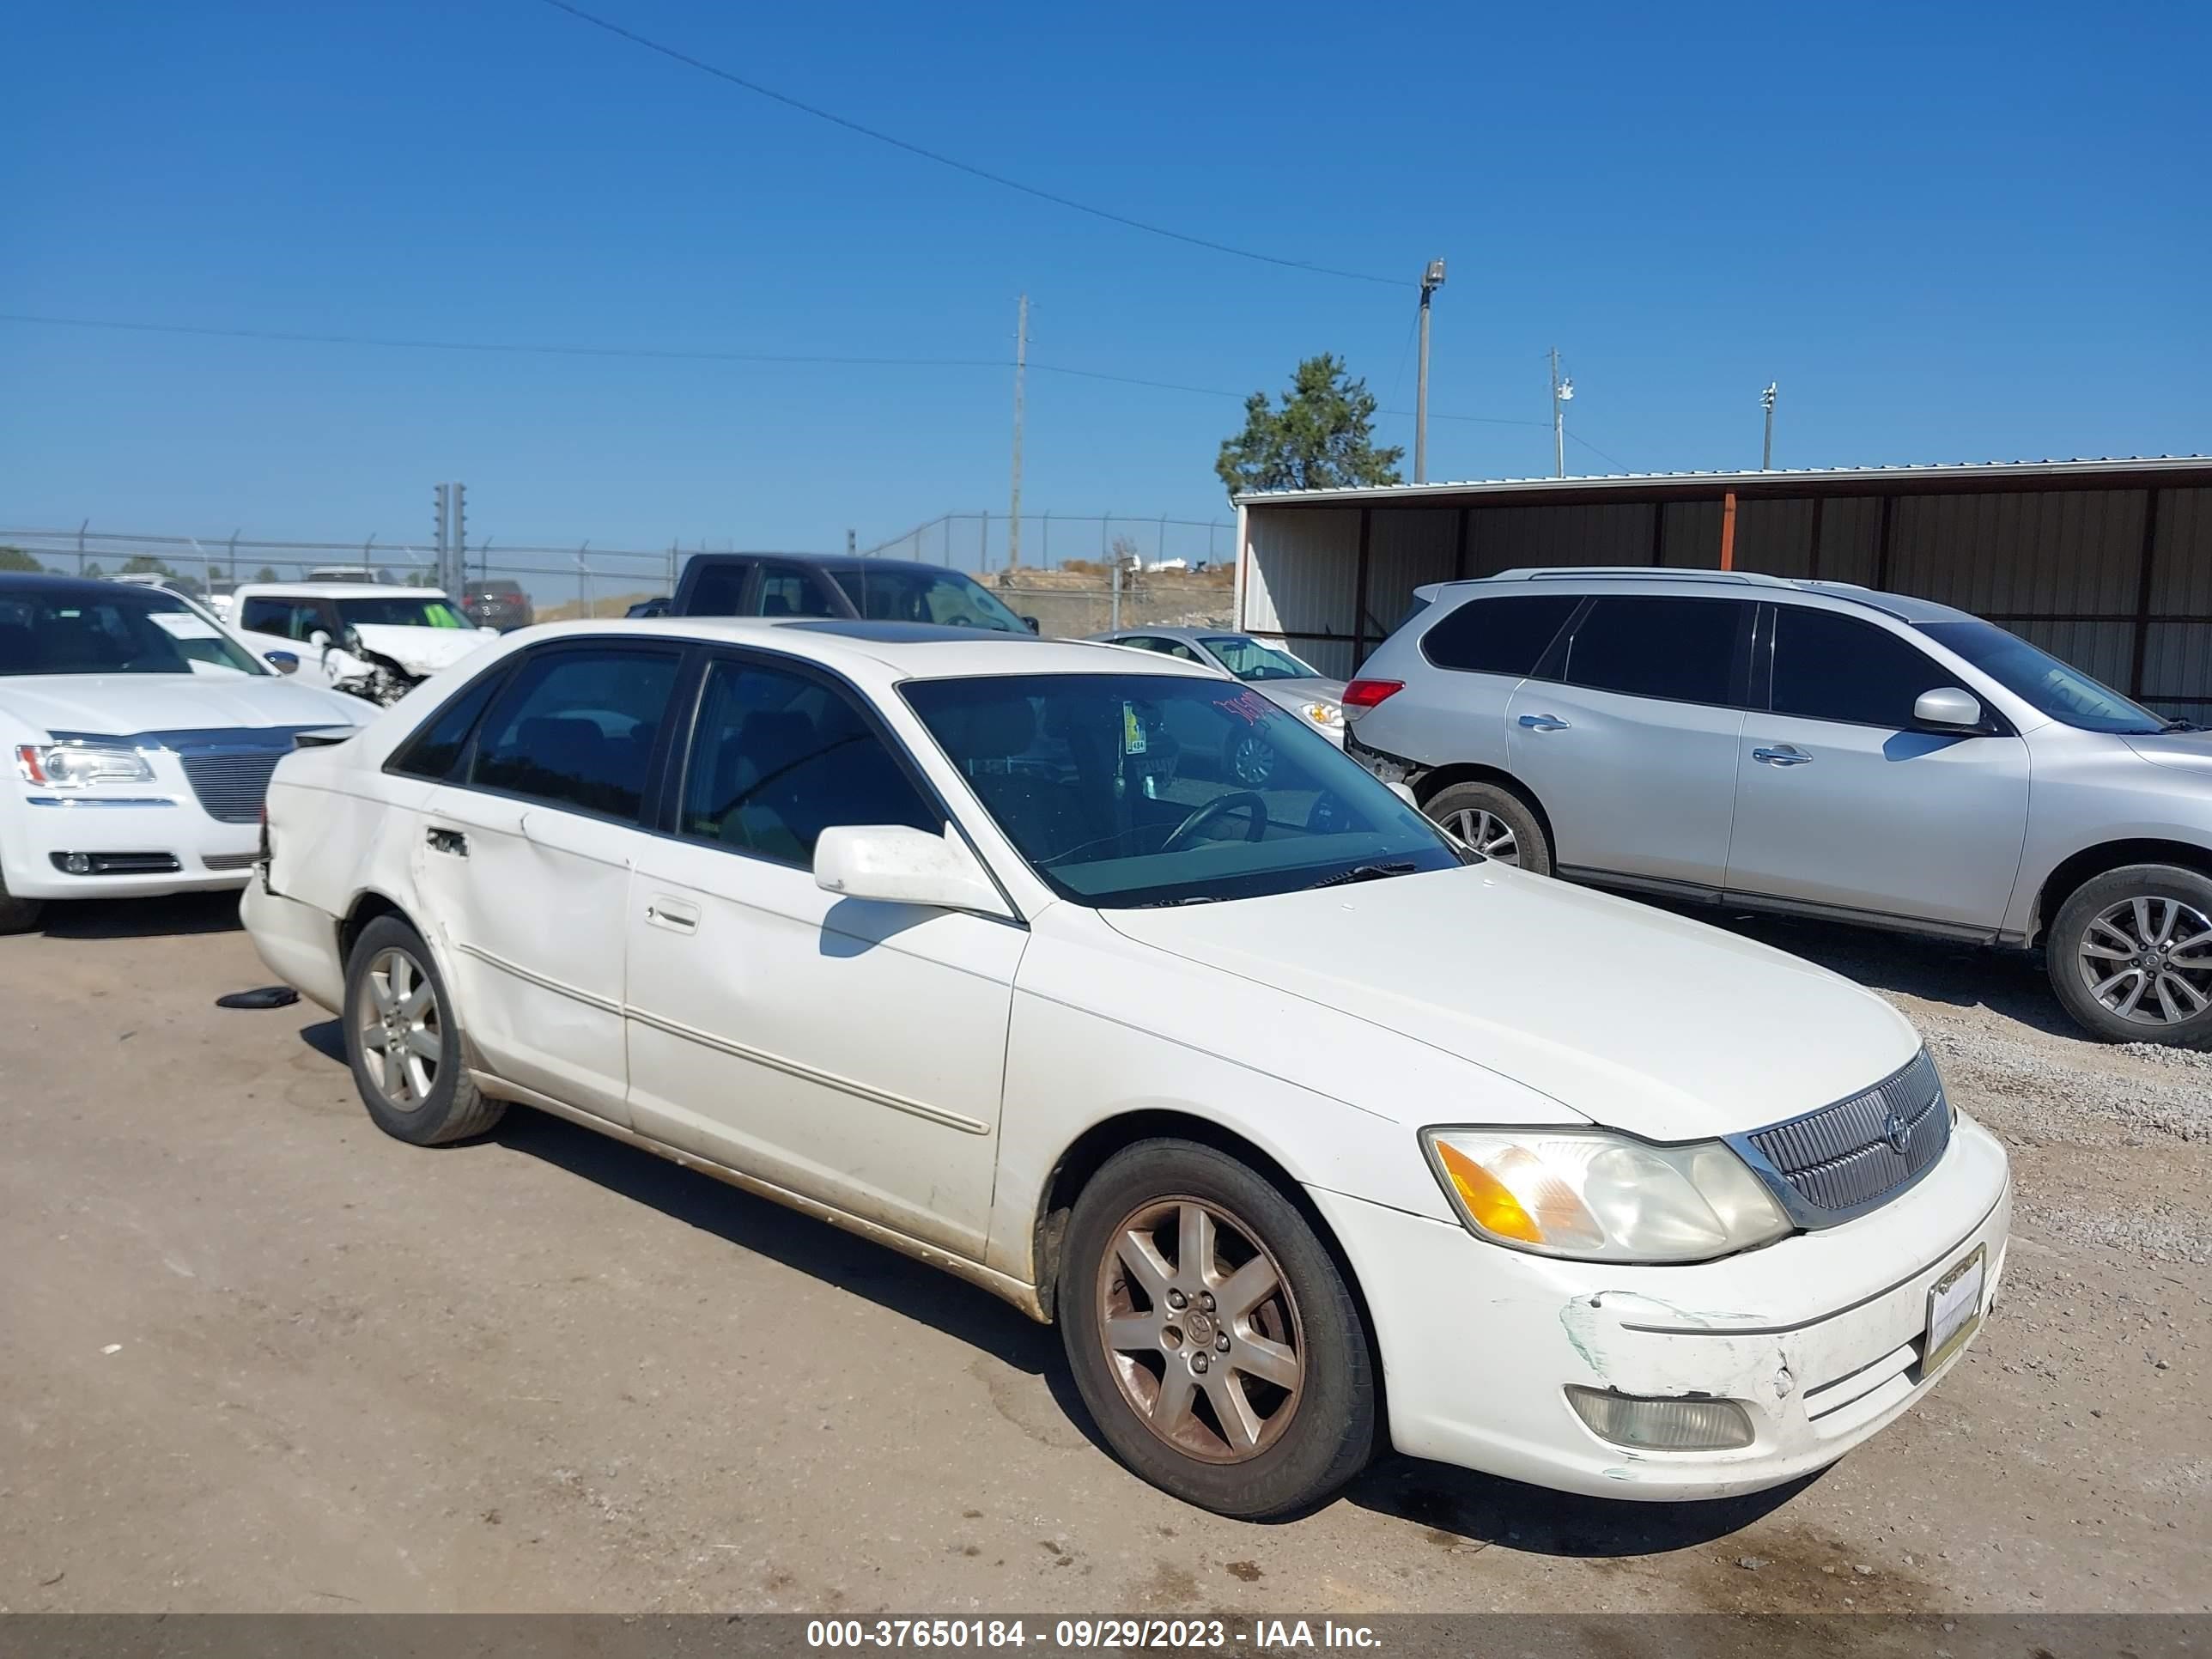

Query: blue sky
left=3, top=0, right=2205, bottom=555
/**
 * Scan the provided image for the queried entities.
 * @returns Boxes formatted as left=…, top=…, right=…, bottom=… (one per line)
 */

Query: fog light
left=1565, top=1386, right=1755, bottom=1451
left=64, top=853, right=92, bottom=875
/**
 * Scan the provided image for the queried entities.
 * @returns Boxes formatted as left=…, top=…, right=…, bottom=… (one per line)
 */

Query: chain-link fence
left=862, top=512, right=1233, bottom=574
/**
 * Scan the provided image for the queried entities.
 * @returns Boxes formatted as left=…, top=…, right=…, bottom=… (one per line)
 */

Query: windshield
left=1199, top=635, right=1321, bottom=682
left=337, top=596, right=473, bottom=629
left=0, top=589, right=266, bottom=678
left=831, top=567, right=1027, bottom=633
left=1918, top=619, right=2169, bottom=734
left=903, top=672, right=1462, bottom=908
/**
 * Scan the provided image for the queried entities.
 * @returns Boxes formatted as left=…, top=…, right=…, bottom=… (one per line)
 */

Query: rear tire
left=1424, top=781, right=1550, bottom=875
left=0, top=866, right=43, bottom=935
left=343, top=915, right=506, bottom=1143
left=1058, top=1139, right=1376, bottom=1519
left=2046, top=864, right=2212, bottom=1047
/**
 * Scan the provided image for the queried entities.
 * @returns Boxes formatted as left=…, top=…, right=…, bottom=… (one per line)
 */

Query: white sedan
left=242, top=617, right=2008, bottom=1516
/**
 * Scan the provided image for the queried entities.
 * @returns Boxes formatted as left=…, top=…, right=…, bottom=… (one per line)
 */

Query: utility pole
left=1760, top=383, right=1778, bottom=470
left=431, top=482, right=465, bottom=592
left=1549, top=349, right=1574, bottom=478
left=1007, top=294, right=1028, bottom=570
left=433, top=484, right=449, bottom=588
left=1415, top=260, right=1446, bottom=483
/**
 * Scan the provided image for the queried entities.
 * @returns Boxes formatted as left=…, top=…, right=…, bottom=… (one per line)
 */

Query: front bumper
left=1309, top=1113, right=2010, bottom=1500
left=1, top=795, right=258, bottom=899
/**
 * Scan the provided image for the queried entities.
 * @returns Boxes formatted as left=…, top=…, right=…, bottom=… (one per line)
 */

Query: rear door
left=412, top=641, right=684, bottom=1124
left=1726, top=603, right=2030, bottom=929
left=1504, top=593, right=1753, bottom=891
left=1358, top=592, right=1579, bottom=773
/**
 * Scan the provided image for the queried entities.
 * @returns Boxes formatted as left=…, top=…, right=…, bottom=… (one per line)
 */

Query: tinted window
left=756, top=567, right=840, bottom=618
left=1771, top=607, right=1959, bottom=728
left=1565, top=596, right=1743, bottom=705
left=1422, top=594, right=1580, bottom=675
left=240, top=597, right=331, bottom=641
left=389, top=669, right=508, bottom=781
left=684, top=562, right=752, bottom=616
left=680, top=659, right=939, bottom=867
left=470, top=647, right=680, bottom=821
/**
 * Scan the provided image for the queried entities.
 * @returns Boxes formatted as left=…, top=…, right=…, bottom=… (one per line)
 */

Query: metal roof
left=1236, top=455, right=2212, bottom=507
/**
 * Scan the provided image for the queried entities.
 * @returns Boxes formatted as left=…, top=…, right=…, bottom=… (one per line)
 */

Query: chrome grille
left=202, top=851, right=261, bottom=871
left=1745, top=1049, right=1950, bottom=1220
left=179, top=750, right=286, bottom=823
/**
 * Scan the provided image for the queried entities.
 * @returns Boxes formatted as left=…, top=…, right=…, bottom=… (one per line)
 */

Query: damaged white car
left=232, top=583, right=498, bottom=708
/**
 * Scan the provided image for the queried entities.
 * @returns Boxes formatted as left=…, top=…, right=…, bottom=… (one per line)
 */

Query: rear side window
left=389, top=669, right=507, bottom=781
left=240, top=598, right=330, bottom=641
left=470, top=647, right=681, bottom=822
left=756, top=567, right=840, bottom=619
left=684, top=562, right=752, bottom=616
left=1771, top=606, right=1960, bottom=728
left=1564, top=596, right=1744, bottom=706
left=1422, top=595, right=1579, bottom=676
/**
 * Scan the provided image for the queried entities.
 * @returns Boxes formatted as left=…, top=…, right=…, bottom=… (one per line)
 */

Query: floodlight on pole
left=1414, top=259, right=1447, bottom=483
left=1760, top=382, right=1778, bottom=470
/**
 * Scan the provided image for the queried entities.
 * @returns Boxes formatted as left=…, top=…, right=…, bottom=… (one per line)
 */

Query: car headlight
left=15, top=744, right=157, bottom=787
left=1302, top=700, right=1344, bottom=728
left=1420, top=1127, right=1792, bottom=1263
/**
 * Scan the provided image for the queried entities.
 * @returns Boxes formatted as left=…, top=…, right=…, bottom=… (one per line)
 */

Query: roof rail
left=1480, top=566, right=1802, bottom=588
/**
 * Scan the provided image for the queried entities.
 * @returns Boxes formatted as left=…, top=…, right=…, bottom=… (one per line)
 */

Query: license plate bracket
left=1923, top=1244, right=1986, bottom=1375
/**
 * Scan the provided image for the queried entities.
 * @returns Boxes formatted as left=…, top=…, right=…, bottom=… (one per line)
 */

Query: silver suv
left=1344, top=568, right=2212, bottom=1045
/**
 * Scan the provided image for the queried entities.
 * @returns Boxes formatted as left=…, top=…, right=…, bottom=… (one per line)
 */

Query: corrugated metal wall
left=1243, top=481, right=2212, bottom=712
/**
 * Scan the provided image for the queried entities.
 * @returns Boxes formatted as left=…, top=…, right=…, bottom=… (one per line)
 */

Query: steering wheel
left=1160, top=790, right=1268, bottom=854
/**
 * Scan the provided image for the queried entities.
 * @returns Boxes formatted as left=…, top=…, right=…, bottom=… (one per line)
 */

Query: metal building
left=1231, top=457, right=2212, bottom=716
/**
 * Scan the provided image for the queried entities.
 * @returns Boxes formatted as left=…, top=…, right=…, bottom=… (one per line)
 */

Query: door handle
left=1753, top=745, right=1813, bottom=767
left=644, top=896, right=700, bottom=934
left=1517, top=714, right=1571, bottom=732
left=426, top=826, right=469, bottom=856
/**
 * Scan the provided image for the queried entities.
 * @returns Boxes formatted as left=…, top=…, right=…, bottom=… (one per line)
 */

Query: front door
left=1505, top=593, right=1753, bottom=891
left=623, top=651, right=1024, bottom=1256
left=1727, top=604, right=2030, bottom=929
left=411, top=642, right=683, bottom=1124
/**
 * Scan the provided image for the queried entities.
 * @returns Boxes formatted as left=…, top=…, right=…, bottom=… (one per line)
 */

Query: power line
left=530, top=0, right=1407, bottom=289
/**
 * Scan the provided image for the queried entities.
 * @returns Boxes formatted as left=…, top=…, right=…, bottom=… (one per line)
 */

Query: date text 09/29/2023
left=805, top=1619, right=1382, bottom=1650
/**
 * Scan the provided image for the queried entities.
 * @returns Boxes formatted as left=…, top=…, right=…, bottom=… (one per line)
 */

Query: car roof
left=234, top=582, right=449, bottom=600
left=509, top=616, right=1219, bottom=684
left=684, top=551, right=961, bottom=578
left=1422, top=568, right=1979, bottom=626
left=0, top=572, right=198, bottom=604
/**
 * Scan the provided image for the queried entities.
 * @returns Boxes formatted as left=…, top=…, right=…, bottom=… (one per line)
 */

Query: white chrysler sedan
left=1, top=574, right=367, bottom=933
left=243, top=617, right=2009, bottom=1516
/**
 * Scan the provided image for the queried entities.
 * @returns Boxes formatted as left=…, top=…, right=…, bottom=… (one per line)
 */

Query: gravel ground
left=0, top=895, right=2204, bottom=1614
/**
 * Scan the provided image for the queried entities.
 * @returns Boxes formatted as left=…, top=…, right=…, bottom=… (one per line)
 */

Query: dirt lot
left=0, top=894, right=2204, bottom=1614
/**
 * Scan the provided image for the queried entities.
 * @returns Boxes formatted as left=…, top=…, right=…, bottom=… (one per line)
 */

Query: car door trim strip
left=453, top=942, right=623, bottom=1015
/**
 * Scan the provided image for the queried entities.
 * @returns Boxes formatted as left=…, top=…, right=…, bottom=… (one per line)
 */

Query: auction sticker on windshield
left=1924, top=1245, right=1985, bottom=1373
left=149, top=611, right=222, bottom=640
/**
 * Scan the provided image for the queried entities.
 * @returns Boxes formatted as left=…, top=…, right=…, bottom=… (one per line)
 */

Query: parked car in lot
left=0, top=574, right=366, bottom=933
left=672, top=551, right=1039, bottom=634
left=625, top=596, right=671, bottom=618
left=244, top=617, right=2007, bottom=1516
left=230, top=582, right=500, bottom=707
left=1091, top=626, right=1347, bottom=783
left=461, top=579, right=534, bottom=632
left=1344, top=567, right=2212, bottom=1046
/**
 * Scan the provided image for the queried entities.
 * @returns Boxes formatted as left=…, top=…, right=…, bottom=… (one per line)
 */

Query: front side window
left=1421, top=594, right=1580, bottom=676
left=337, top=596, right=472, bottom=629
left=470, top=647, right=680, bottom=821
left=0, top=590, right=265, bottom=678
left=1564, top=596, right=1744, bottom=706
left=1199, top=635, right=1318, bottom=681
left=1771, top=607, right=1965, bottom=728
left=684, top=562, right=754, bottom=617
left=903, top=672, right=1462, bottom=908
left=679, top=659, right=939, bottom=866
left=1917, top=618, right=2167, bottom=735
left=830, top=567, right=1027, bottom=633
left=240, top=598, right=331, bottom=641
left=755, top=568, right=840, bottom=619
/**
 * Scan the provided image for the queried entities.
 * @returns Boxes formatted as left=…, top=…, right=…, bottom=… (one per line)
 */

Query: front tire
left=343, top=915, right=506, bottom=1143
left=2047, top=865, right=2212, bottom=1046
left=1424, top=780, right=1550, bottom=874
left=0, top=866, right=43, bottom=934
left=1058, top=1139, right=1376, bottom=1519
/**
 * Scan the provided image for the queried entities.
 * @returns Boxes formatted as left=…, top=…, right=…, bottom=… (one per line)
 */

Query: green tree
left=0, top=546, right=47, bottom=574
left=1214, top=354, right=1403, bottom=501
left=253, top=567, right=280, bottom=584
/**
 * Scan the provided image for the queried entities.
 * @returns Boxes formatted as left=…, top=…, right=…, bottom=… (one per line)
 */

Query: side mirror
left=1914, top=687, right=1984, bottom=730
left=814, top=823, right=1012, bottom=920
left=1388, top=781, right=1420, bottom=809
left=1023, top=615, right=1042, bottom=635
left=264, top=650, right=300, bottom=675
left=307, top=629, right=331, bottom=652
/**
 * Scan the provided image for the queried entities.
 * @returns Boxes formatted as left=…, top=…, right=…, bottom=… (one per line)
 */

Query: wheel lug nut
left=1199, top=1291, right=1216, bottom=1312
left=1167, top=1290, right=1188, bottom=1310
left=1192, top=1353, right=1210, bottom=1374
left=1215, top=1334, right=1231, bottom=1352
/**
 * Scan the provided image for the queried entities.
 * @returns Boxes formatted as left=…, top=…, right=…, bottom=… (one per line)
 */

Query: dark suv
left=670, top=553, right=1036, bottom=633
left=462, top=580, right=533, bottom=631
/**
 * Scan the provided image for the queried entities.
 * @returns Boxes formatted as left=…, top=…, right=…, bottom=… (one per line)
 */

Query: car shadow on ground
left=35, top=890, right=244, bottom=939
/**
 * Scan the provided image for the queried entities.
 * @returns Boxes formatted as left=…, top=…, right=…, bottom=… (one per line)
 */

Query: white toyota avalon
left=242, top=617, right=2009, bottom=1516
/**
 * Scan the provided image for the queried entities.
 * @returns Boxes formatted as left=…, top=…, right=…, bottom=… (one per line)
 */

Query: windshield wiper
left=1132, top=893, right=1224, bottom=908
left=1307, top=861, right=1419, bottom=890
left=2161, top=718, right=2200, bottom=732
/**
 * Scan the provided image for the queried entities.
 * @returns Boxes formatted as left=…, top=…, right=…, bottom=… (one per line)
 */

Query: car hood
left=2122, top=729, right=2212, bottom=776
left=1103, top=864, right=1922, bottom=1142
left=0, top=673, right=367, bottom=738
left=347, top=624, right=496, bottom=677
left=1250, top=677, right=1349, bottom=710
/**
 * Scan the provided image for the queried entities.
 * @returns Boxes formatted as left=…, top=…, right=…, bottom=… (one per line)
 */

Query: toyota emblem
left=1882, top=1108, right=1911, bottom=1155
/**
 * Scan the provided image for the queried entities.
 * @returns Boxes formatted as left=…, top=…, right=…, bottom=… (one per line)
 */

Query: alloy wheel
left=1445, top=806, right=1521, bottom=865
left=1096, top=1197, right=1304, bottom=1464
left=356, top=947, right=444, bottom=1110
left=2076, top=896, right=2212, bottom=1027
left=1229, top=735, right=1277, bottom=787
